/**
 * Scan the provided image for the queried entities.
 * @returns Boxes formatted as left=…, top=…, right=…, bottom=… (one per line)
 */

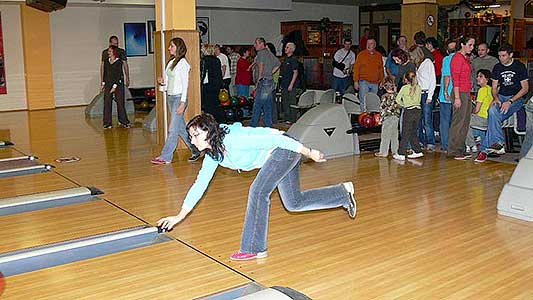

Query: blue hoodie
left=182, top=123, right=302, bottom=211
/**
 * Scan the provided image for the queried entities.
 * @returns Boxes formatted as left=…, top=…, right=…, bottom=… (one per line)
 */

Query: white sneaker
left=466, top=146, right=472, bottom=154
left=393, top=153, right=406, bottom=161
left=471, top=145, right=478, bottom=153
left=342, top=182, right=356, bottom=219
left=407, top=152, right=424, bottom=159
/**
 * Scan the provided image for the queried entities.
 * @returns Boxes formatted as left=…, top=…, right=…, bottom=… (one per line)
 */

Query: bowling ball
left=220, top=99, right=231, bottom=107
left=0, top=272, right=5, bottom=296
left=140, top=101, right=150, bottom=109
left=236, top=108, right=244, bottom=120
left=361, top=114, right=375, bottom=128
left=357, top=112, right=369, bottom=125
left=238, top=96, right=248, bottom=106
left=225, top=109, right=236, bottom=121
left=373, top=113, right=382, bottom=126
left=231, top=96, right=239, bottom=106
left=218, top=89, right=230, bottom=103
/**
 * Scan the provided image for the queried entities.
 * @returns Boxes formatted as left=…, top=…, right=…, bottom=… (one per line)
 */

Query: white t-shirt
left=217, top=53, right=231, bottom=79
left=163, top=58, right=190, bottom=102
left=332, top=48, right=356, bottom=78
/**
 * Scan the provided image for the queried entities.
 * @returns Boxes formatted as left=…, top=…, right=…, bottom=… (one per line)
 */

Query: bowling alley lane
left=0, top=147, right=23, bottom=160
left=0, top=200, right=144, bottom=254
left=2, top=241, right=250, bottom=300
left=0, top=171, right=78, bottom=199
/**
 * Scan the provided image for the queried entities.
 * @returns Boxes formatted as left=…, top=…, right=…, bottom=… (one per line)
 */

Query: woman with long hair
left=158, top=113, right=357, bottom=261
left=151, top=38, right=201, bottom=165
left=448, top=35, right=475, bottom=159
left=101, top=45, right=130, bottom=129
left=410, top=46, right=436, bottom=151
left=200, top=44, right=226, bottom=123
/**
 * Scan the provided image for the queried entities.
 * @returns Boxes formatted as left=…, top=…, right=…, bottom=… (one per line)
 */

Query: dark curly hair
left=186, top=113, right=228, bottom=162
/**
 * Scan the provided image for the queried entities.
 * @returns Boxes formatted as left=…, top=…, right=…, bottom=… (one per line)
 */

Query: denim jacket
left=182, top=123, right=302, bottom=211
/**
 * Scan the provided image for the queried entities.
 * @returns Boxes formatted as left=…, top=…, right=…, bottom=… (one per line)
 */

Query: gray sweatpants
left=465, top=114, right=488, bottom=147
left=380, top=116, right=399, bottom=155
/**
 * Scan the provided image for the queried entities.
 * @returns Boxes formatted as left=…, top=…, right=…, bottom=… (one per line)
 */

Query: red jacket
left=235, top=58, right=252, bottom=85
left=450, top=52, right=472, bottom=93
left=433, top=49, right=444, bottom=77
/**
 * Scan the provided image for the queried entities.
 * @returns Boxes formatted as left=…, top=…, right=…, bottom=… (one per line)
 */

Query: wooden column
left=154, top=0, right=199, bottom=148
left=401, top=0, right=438, bottom=45
left=20, top=4, right=55, bottom=110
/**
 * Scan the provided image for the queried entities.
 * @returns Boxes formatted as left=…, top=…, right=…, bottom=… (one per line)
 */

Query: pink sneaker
left=150, top=157, right=170, bottom=165
left=229, top=250, right=268, bottom=261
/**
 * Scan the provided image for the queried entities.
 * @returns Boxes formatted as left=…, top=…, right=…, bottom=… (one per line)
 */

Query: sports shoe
left=103, top=125, right=112, bottom=129
left=374, top=152, right=388, bottom=158
left=454, top=154, right=472, bottom=160
left=150, top=157, right=171, bottom=165
left=466, top=146, right=472, bottom=154
left=487, top=143, right=505, bottom=155
left=188, top=152, right=201, bottom=162
left=229, top=250, right=268, bottom=261
left=343, top=182, right=357, bottom=219
left=407, top=152, right=424, bottom=159
left=393, top=153, right=406, bottom=161
left=471, top=145, right=478, bottom=153
left=426, top=144, right=436, bottom=152
left=474, top=151, right=487, bottom=163
left=120, top=123, right=131, bottom=128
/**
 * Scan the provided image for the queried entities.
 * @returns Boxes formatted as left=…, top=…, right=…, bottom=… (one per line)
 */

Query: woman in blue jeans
left=151, top=38, right=200, bottom=165
left=158, top=113, right=357, bottom=261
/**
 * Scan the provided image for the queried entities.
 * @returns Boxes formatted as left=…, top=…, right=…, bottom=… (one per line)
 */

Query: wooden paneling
left=401, top=3, right=438, bottom=45
left=154, top=30, right=201, bottom=148
left=20, top=4, right=55, bottom=110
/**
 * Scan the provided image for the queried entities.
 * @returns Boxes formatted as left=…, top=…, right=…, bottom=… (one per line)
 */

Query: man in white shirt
left=215, top=45, right=232, bottom=95
left=332, top=39, right=356, bottom=96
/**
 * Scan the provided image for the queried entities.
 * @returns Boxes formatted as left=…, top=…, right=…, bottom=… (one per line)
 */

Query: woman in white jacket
left=410, top=46, right=436, bottom=151
left=151, top=38, right=201, bottom=165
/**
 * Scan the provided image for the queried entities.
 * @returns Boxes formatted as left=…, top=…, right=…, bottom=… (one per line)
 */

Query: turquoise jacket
left=182, top=123, right=302, bottom=211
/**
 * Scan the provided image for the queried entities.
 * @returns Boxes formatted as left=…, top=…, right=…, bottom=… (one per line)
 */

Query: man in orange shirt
left=353, top=38, right=384, bottom=112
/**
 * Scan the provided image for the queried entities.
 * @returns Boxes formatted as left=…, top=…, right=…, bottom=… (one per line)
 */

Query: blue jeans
left=236, top=84, right=250, bottom=97
left=439, top=102, right=453, bottom=151
left=240, top=148, right=351, bottom=253
left=332, top=75, right=350, bottom=95
left=480, top=95, right=525, bottom=151
left=250, top=79, right=274, bottom=127
left=159, top=95, right=198, bottom=161
left=520, top=103, right=533, bottom=159
left=417, top=93, right=435, bottom=147
left=358, top=80, right=378, bottom=112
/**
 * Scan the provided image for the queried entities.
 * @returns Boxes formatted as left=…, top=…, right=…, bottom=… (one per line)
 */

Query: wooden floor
left=1, top=107, right=532, bottom=300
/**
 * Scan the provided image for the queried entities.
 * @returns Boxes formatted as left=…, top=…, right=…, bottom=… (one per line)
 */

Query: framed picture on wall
left=124, top=23, right=147, bottom=57
left=196, top=17, right=209, bottom=45
left=147, top=20, right=155, bottom=54
left=0, top=13, right=7, bottom=94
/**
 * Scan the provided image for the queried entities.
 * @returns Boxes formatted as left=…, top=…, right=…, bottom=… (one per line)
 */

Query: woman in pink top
left=448, top=35, right=475, bottom=159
